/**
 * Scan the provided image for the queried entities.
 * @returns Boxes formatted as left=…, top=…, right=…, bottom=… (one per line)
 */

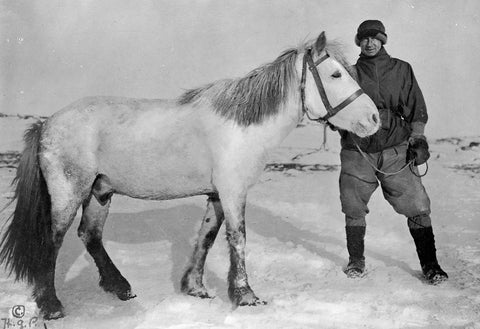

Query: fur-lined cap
left=355, top=20, right=387, bottom=46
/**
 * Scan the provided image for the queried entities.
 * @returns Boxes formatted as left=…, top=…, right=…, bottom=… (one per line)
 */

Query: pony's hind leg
left=78, top=175, right=136, bottom=301
left=181, top=194, right=224, bottom=298
left=35, top=202, right=80, bottom=319
left=36, top=175, right=84, bottom=319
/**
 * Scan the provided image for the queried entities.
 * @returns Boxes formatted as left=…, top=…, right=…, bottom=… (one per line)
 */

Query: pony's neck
left=244, top=95, right=302, bottom=152
left=262, top=68, right=305, bottom=146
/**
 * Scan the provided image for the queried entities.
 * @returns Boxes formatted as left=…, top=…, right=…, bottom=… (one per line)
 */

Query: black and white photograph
left=1, top=1, right=479, bottom=328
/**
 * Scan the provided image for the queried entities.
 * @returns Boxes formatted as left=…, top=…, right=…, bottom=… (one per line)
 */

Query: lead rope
left=321, top=122, right=328, bottom=150
left=353, top=137, right=429, bottom=229
left=353, top=139, right=428, bottom=177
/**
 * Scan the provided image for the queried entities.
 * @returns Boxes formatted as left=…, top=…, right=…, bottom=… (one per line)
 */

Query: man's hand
left=407, top=136, right=430, bottom=165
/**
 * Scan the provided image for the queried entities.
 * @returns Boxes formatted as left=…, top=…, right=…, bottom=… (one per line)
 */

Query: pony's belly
left=97, top=148, right=215, bottom=200
left=105, top=166, right=214, bottom=200
left=116, top=184, right=214, bottom=201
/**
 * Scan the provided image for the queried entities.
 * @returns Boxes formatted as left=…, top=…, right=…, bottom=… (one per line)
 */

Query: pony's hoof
left=230, top=287, right=267, bottom=307
left=100, top=278, right=136, bottom=300
left=43, top=309, right=65, bottom=320
left=41, top=303, right=65, bottom=320
left=239, top=297, right=267, bottom=306
left=38, top=296, right=65, bottom=320
left=117, top=289, right=137, bottom=301
left=184, top=286, right=214, bottom=299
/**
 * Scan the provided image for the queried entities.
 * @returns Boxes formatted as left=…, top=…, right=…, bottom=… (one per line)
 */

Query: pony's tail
left=0, top=121, right=53, bottom=284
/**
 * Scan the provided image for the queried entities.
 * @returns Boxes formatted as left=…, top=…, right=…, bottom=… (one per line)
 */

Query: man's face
left=359, top=37, right=382, bottom=57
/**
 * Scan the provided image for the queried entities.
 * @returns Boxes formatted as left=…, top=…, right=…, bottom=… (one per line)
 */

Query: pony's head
left=301, top=32, right=380, bottom=137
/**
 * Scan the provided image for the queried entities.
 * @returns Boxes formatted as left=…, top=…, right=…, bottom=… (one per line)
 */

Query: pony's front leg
left=222, top=194, right=266, bottom=307
left=181, top=194, right=224, bottom=298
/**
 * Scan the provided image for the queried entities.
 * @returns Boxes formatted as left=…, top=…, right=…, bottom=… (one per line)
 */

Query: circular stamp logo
left=11, top=305, right=25, bottom=318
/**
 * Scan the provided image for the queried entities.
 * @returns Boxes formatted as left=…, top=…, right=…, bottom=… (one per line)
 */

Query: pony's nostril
left=372, top=113, right=378, bottom=124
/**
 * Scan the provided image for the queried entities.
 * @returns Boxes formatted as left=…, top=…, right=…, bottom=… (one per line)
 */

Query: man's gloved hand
left=407, top=136, right=430, bottom=165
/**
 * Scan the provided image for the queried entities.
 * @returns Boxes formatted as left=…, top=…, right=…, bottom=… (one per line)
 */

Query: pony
left=0, top=32, right=379, bottom=319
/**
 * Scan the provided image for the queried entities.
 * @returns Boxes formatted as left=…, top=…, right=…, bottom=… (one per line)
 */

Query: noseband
left=300, top=48, right=364, bottom=123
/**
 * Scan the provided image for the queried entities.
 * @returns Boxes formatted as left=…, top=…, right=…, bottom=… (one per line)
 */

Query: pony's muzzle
left=353, top=111, right=380, bottom=137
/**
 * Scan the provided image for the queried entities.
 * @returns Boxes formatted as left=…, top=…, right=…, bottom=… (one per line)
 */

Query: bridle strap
left=306, top=52, right=333, bottom=115
left=323, top=89, right=365, bottom=120
left=301, top=48, right=365, bottom=123
left=300, top=51, right=309, bottom=117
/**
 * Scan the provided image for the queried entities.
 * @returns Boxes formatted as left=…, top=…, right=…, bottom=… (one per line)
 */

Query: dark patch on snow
left=0, top=151, right=20, bottom=169
left=449, top=163, right=480, bottom=176
left=265, top=163, right=339, bottom=172
left=0, top=112, right=47, bottom=120
left=460, top=141, right=480, bottom=151
left=435, top=137, right=463, bottom=145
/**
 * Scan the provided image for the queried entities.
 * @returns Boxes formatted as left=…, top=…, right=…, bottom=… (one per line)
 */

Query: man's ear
left=314, top=31, right=327, bottom=54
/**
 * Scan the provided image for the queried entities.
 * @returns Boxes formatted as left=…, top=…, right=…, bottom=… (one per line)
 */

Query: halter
left=300, top=48, right=364, bottom=123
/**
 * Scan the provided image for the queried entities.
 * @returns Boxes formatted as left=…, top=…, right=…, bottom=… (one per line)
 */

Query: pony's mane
left=178, top=40, right=354, bottom=126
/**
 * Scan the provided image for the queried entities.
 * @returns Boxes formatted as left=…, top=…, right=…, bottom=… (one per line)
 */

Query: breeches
left=339, top=142, right=431, bottom=227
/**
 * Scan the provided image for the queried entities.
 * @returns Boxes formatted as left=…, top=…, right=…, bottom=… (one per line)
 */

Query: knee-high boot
left=409, top=226, right=448, bottom=284
left=345, top=225, right=366, bottom=278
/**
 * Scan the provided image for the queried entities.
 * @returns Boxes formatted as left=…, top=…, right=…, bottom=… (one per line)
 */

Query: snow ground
left=0, top=117, right=479, bottom=329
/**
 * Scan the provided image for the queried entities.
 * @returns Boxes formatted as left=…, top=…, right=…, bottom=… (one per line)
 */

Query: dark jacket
left=340, top=47, right=428, bottom=153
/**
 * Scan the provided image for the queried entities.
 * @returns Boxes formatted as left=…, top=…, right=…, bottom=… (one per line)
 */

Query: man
left=339, top=20, right=448, bottom=284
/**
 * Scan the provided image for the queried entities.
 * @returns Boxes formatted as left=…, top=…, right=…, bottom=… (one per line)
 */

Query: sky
left=1, top=0, right=479, bottom=138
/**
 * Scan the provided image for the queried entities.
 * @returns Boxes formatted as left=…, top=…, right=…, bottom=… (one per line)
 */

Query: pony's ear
left=314, top=31, right=327, bottom=54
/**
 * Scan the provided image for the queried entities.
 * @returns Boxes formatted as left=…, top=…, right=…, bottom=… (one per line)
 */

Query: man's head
left=355, top=20, right=387, bottom=57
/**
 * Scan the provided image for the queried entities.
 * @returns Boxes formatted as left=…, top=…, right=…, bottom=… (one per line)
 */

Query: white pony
left=0, top=32, right=379, bottom=319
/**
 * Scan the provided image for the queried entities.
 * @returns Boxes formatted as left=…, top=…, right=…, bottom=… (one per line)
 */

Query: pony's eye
left=331, top=71, right=342, bottom=79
